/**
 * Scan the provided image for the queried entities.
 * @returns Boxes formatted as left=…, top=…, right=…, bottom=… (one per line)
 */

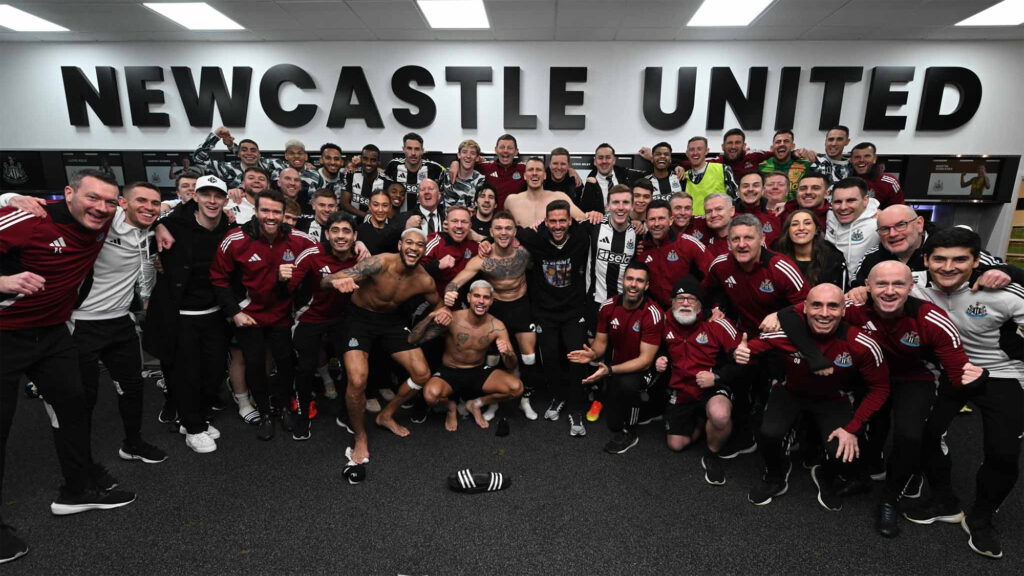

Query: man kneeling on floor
left=735, top=283, right=890, bottom=510
left=412, top=280, right=523, bottom=430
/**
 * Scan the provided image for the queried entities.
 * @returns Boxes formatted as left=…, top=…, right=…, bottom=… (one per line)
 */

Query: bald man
left=849, top=204, right=1014, bottom=298
left=736, top=284, right=890, bottom=511
left=776, top=261, right=984, bottom=537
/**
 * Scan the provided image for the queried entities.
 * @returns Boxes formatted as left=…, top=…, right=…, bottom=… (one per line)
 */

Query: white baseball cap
left=195, top=174, right=227, bottom=195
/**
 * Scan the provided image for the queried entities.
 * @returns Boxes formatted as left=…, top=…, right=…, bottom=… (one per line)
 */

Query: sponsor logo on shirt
left=966, top=303, right=988, bottom=318
left=644, top=255, right=653, bottom=264
left=833, top=352, right=853, bottom=368
left=598, top=249, right=631, bottom=264
left=49, top=236, right=66, bottom=254
left=759, top=279, right=775, bottom=293
left=695, top=332, right=709, bottom=344
left=900, top=331, right=921, bottom=347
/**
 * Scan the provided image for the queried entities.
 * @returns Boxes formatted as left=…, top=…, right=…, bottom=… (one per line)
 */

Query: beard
left=673, top=309, right=698, bottom=325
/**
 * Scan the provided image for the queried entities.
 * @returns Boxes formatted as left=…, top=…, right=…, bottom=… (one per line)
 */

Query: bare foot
left=466, top=399, right=489, bottom=429
left=376, top=413, right=411, bottom=437
left=445, top=405, right=458, bottom=432
left=350, top=440, right=370, bottom=464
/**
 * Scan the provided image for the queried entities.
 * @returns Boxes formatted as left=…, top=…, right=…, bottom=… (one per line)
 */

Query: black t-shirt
left=471, top=215, right=492, bottom=238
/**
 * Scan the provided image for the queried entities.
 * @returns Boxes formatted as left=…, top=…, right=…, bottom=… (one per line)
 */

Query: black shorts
left=663, top=386, right=733, bottom=436
left=434, top=364, right=494, bottom=401
left=343, top=305, right=416, bottom=355
left=489, top=296, right=535, bottom=335
left=585, top=299, right=601, bottom=339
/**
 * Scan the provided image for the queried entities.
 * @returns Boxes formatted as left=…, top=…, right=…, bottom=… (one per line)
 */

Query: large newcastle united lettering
left=61, top=64, right=982, bottom=133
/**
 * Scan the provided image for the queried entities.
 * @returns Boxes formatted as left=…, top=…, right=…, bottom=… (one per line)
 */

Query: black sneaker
left=118, top=440, right=168, bottom=464
left=335, top=415, right=354, bottom=435
left=868, top=458, right=887, bottom=481
left=962, top=514, right=1002, bottom=559
left=811, top=465, right=842, bottom=512
left=90, top=464, right=119, bottom=491
left=23, top=381, right=39, bottom=399
left=904, top=498, right=964, bottom=525
left=875, top=502, right=901, bottom=538
left=901, top=474, right=923, bottom=499
left=702, top=453, right=726, bottom=486
left=157, top=400, right=177, bottom=424
left=257, top=416, right=274, bottom=441
left=50, top=487, right=136, bottom=516
left=279, top=410, right=296, bottom=433
left=835, top=475, right=873, bottom=498
left=604, top=430, right=638, bottom=454
left=748, top=477, right=788, bottom=506
left=292, top=417, right=311, bottom=441
left=720, top=432, right=758, bottom=460
left=0, top=523, right=28, bottom=565
left=410, top=402, right=429, bottom=424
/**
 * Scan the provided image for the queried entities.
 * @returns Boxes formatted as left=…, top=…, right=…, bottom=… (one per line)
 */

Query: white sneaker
left=185, top=432, right=217, bottom=454
left=379, top=388, right=396, bottom=401
left=483, top=403, right=499, bottom=422
left=520, top=397, right=538, bottom=421
left=179, top=424, right=220, bottom=440
left=365, top=398, right=382, bottom=413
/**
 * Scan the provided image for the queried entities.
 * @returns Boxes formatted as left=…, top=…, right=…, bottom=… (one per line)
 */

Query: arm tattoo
left=409, top=314, right=447, bottom=346
left=445, top=281, right=458, bottom=294
left=341, top=254, right=384, bottom=280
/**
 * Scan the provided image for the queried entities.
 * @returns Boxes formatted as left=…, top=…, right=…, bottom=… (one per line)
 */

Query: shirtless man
left=324, top=227, right=449, bottom=463
left=504, top=157, right=592, bottom=227
left=412, top=280, right=523, bottom=431
left=444, top=211, right=539, bottom=419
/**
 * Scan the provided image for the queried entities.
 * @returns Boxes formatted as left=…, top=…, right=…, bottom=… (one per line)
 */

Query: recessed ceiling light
left=0, top=4, right=68, bottom=31
left=687, top=0, right=774, bottom=27
left=144, top=2, right=244, bottom=31
left=956, top=0, right=1024, bottom=26
left=417, top=0, right=490, bottom=29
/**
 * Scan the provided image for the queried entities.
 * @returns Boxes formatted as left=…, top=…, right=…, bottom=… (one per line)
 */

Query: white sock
left=317, top=365, right=332, bottom=385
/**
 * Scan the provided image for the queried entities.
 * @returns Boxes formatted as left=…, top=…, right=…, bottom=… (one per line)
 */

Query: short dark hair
left=492, top=210, right=516, bottom=225
left=625, top=260, right=650, bottom=278
left=175, top=170, right=200, bottom=187
left=829, top=125, right=850, bottom=138
left=243, top=166, right=270, bottom=180
left=799, top=171, right=829, bottom=185
left=723, top=128, right=746, bottom=142
left=833, top=177, right=869, bottom=197
left=549, top=147, right=570, bottom=160
left=652, top=141, right=672, bottom=154
left=312, top=188, right=338, bottom=201
left=773, top=129, right=794, bottom=140
left=320, top=142, right=342, bottom=156
left=546, top=199, right=571, bottom=216
left=475, top=186, right=496, bottom=201
left=687, top=136, right=708, bottom=147
left=525, top=156, right=546, bottom=167
left=595, top=143, right=615, bottom=155
left=632, top=179, right=655, bottom=194
left=238, top=138, right=259, bottom=149
left=402, top=132, right=424, bottom=147
left=739, top=171, right=765, bottom=185
left=124, top=181, right=161, bottom=197
left=362, top=144, right=380, bottom=155
left=497, top=133, right=518, bottom=148
left=326, top=211, right=355, bottom=230
left=608, top=183, right=632, bottom=202
left=646, top=199, right=671, bottom=215
left=69, top=168, right=118, bottom=190
left=922, top=226, right=981, bottom=259
left=852, top=142, right=876, bottom=153
left=255, top=190, right=286, bottom=211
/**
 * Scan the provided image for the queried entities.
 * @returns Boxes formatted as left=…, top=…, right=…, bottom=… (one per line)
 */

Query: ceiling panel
left=484, top=0, right=557, bottom=28
left=346, top=0, right=426, bottom=30
left=556, top=1, right=631, bottom=29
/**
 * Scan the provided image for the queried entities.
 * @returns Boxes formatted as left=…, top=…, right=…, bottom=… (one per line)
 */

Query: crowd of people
left=0, top=125, right=1021, bottom=565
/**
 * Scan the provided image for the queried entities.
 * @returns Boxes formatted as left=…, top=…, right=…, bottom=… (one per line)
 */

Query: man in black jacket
left=577, top=144, right=645, bottom=213
left=143, top=176, right=232, bottom=454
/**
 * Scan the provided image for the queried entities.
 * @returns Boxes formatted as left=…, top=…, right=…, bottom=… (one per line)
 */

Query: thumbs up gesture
left=734, top=332, right=751, bottom=365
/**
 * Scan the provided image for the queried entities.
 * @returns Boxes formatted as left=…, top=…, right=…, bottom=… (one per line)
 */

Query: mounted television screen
left=143, top=151, right=195, bottom=189
left=0, top=151, right=47, bottom=191
left=62, top=151, right=125, bottom=186
left=926, top=157, right=1000, bottom=199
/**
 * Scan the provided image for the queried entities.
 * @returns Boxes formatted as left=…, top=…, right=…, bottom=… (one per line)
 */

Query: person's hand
left=796, top=148, right=816, bottom=162
left=570, top=167, right=582, bottom=187
left=770, top=203, right=785, bottom=217
left=444, top=290, right=459, bottom=307
left=972, top=269, right=1010, bottom=292
left=478, top=240, right=493, bottom=257
left=582, top=363, right=610, bottom=384
left=845, top=286, right=869, bottom=305
left=962, top=362, right=984, bottom=385
left=567, top=343, right=597, bottom=364
left=632, top=220, right=646, bottom=236
left=432, top=307, right=453, bottom=327
left=0, top=271, right=45, bottom=295
left=674, top=166, right=686, bottom=180
left=405, top=215, right=422, bottom=229
left=278, top=264, right=294, bottom=281
left=9, top=195, right=47, bottom=218
left=438, top=254, right=456, bottom=270
left=448, top=160, right=460, bottom=181
left=814, top=367, right=835, bottom=376
left=331, top=276, right=359, bottom=293
left=760, top=312, right=780, bottom=333
left=638, top=147, right=652, bottom=162
left=224, top=208, right=237, bottom=224
left=695, top=370, right=715, bottom=389
left=496, top=338, right=512, bottom=356
left=152, top=256, right=164, bottom=274
left=232, top=311, right=257, bottom=327
left=215, top=127, right=234, bottom=147
left=586, top=176, right=597, bottom=185
left=354, top=241, right=370, bottom=262
left=155, top=223, right=175, bottom=251
left=828, top=427, right=859, bottom=463
left=586, top=211, right=604, bottom=225
left=709, top=307, right=725, bottom=322
left=734, top=333, right=751, bottom=365
left=227, top=188, right=244, bottom=204
left=655, top=355, right=668, bottom=372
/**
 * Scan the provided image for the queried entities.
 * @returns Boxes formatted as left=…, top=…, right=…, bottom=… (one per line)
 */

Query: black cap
left=672, top=275, right=706, bottom=308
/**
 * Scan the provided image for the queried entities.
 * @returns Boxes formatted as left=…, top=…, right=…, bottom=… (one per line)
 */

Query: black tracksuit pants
left=71, top=315, right=145, bottom=444
left=605, top=372, right=650, bottom=433
left=535, top=310, right=588, bottom=414
left=292, top=321, right=344, bottom=416
left=760, top=386, right=856, bottom=483
left=166, top=312, right=228, bottom=434
left=234, top=325, right=295, bottom=416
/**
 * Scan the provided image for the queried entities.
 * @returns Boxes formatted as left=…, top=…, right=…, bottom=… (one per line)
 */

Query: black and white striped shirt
left=586, top=220, right=638, bottom=304
left=645, top=172, right=685, bottom=202
left=345, top=171, right=388, bottom=213
left=384, top=158, right=446, bottom=212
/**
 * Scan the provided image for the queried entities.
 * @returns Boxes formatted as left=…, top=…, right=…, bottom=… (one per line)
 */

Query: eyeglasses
left=876, top=218, right=918, bottom=236
left=674, top=294, right=699, bottom=303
